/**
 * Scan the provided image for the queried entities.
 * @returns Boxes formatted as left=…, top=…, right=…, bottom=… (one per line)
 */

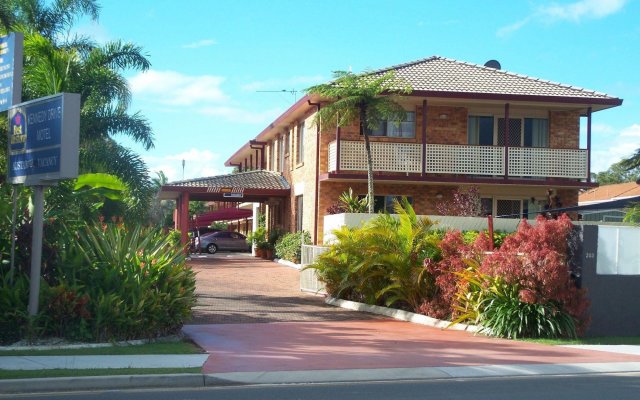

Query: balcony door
left=497, top=118, right=549, bottom=148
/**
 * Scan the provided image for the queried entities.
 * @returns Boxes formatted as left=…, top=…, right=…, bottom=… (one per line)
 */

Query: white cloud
left=182, top=39, right=217, bottom=49
left=129, top=70, right=228, bottom=106
left=591, top=140, right=640, bottom=172
left=145, top=149, right=225, bottom=181
left=497, top=0, right=627, bottom=36
left=620, top=124, right=640, bottom=137
left=497, top=18, right=532, bottom=38
left=538, top=0, right=627, bottom=22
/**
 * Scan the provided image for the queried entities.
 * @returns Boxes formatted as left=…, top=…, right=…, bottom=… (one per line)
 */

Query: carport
left=159, top=170, right=290, bottom=245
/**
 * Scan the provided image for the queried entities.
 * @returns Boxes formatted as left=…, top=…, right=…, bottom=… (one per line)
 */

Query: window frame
left=468, top=115, right=549, bottom=148
left=368, top=111, right=416, bottom=138
left=296, top=121, right=305, bottom=164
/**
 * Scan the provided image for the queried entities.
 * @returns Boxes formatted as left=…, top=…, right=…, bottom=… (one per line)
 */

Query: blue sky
left=76, top=0, right=640, bottom=181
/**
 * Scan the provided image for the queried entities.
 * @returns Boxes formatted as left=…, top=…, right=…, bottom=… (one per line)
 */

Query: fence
left=300, top=245, right=328, bottom=294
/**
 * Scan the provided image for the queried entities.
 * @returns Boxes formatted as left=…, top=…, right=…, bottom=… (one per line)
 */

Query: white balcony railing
left=425, top=144, right=504, bottom=175
left=508, top=147, right=588, bottom=179
left=328, top=141, right=422, bottom=173
left=328, top=140, right=588, bottom=179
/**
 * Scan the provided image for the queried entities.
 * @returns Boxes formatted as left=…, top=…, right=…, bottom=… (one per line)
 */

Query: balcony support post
left=587, top=107, right=592, bottom=182
left=336, top=123, right=342, bottom=174
left=504, top=103, right=510, bottom=179
left=421, top=99, right=427, bottom=175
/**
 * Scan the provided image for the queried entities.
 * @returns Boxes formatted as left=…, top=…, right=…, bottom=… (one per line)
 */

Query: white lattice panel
left=508, top=147, right=587, bottom=178
left=338, top=141, right=422, bottom=173
left=425, top=144, right=505, bottom=175
left=328, top=141, right=337, bottom=172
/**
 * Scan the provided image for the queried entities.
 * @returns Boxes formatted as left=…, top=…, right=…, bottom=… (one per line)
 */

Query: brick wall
left=427, top=106, right=468, bottom=144
left=550, top=110, right=580, bottom=149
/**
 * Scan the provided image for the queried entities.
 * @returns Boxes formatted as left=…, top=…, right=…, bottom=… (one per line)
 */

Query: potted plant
left=258, top=241, right=273, bottom=259
left=247, top=226, right=267, bottom=258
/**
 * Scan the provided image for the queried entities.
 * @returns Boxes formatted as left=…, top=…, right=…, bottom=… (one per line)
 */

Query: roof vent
left=484, top=60, right=501, bottom=70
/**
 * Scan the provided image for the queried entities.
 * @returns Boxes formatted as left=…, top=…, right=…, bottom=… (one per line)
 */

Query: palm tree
left=0, top=0, right=99, bottom=41
left=306, top=71, right=411, bottom=213
left=1, top=1, right=155, bottom=222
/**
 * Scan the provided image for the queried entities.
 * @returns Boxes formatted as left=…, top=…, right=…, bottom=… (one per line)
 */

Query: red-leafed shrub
left=479, top=215, right=590, bottom=334
left=418, top=230, right=489, bottom=319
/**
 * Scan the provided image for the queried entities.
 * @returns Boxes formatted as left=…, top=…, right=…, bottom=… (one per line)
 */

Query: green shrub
left=56, top=223, right=196, bottom=341
left=0, top=272, right=31, bottom=345
left=309, top=199, right=438, bottom=310
left=478, top=278, right=577, bottom=339
left=275, top=231, right=310, bottom=263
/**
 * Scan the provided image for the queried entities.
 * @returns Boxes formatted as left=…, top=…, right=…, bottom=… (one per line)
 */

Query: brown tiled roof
left=372, top=56, right=618, bottom=100
left=167, top=170, right=290, bottom=190
left=579, top=181, right=640, bottom=203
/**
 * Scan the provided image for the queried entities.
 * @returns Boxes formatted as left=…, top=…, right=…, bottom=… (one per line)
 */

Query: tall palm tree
left=306, top=71, right=411, bottom=213
left=0, top=0, right=99, bottom=41
left=1, top=0, right=155, bottom=222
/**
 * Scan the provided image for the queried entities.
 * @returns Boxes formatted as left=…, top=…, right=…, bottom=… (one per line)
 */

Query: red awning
left=189, top=208, right=252, bottom=228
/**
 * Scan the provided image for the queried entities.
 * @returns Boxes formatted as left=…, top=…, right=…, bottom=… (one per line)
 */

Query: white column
left=252, top=202, right=260, bottom=256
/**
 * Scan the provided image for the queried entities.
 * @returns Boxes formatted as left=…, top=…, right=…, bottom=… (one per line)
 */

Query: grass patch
left=0, top=341, right=203, bottom=356
left=0, top=367, right=201, bottom=380
left=520, top=336, right=640, bottom=346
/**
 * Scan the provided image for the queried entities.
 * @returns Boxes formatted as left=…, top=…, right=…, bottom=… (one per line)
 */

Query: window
left=481, top=197, right=493, bottom=216
left=297, top=121, right=305, bottom=164
left=295, top=195, right=303, bottom=231
left=278, top=136, right=285, bottom=172
left=468, top=116, right=494, bottom=145
left=360, top=195, right=413, bottom=213
left=284, top=130, right=290, bottom=156
left=468, top=116, right=548, bottom=147
left=369, top=112, right=415, bottom=138
left=269, top=140, right=276, bottom=171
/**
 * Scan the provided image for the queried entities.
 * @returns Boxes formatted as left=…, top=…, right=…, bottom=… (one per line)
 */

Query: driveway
left=186, top=253, right=383, bottom=324
left=182, top=254, right=640, bottom=376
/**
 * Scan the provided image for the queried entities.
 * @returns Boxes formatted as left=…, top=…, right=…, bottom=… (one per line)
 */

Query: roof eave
left=224, top=94, right=315, bottom=166
left=402, top=90, right=623, bottom=109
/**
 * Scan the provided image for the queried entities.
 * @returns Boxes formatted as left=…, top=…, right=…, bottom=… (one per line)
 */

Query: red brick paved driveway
left=186, top=253, right=382, bottom=324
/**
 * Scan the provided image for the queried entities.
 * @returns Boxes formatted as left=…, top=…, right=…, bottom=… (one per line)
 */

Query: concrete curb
left=204, top=362, right=640, bottom=384
left=325, top=297, right=482, bottom=333
left=5, top=362, right=640, bottom=393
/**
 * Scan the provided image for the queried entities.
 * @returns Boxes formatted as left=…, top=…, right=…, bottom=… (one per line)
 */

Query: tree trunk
left=361, top=106, right=375, bottom=214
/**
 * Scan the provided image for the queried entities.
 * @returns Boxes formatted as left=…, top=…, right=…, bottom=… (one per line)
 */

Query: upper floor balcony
left=327, top=140, right=588, bottom=180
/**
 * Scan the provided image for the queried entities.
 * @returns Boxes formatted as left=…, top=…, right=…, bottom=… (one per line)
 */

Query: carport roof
left=159, top=170, right=290, bottom=201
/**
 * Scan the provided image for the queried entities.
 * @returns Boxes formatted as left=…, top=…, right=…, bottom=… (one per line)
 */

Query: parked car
left=189, top=227, right=221, bottom=251
left=195, top=231, right=251, bottom=254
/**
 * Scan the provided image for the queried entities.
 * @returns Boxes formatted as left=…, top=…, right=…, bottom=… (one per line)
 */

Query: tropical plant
left=338, top=188, right=368, bottom=213
left=362, top=198, right=437, bottom=310
left=306, top=225, right=383, bottom=303
left=624, top=202, right=640, bottom=224
left=54, top=222, right=196, bottom=341
left=306, top=71, right=412, bottom=213
left=310, top=199, right=438, bottom=310
left=1, top=3, right=155, bottom=224
left=451, top=260, right=577, bottom=339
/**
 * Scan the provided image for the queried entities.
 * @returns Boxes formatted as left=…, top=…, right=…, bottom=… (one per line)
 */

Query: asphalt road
left=4, top=373, right=640, bottom=400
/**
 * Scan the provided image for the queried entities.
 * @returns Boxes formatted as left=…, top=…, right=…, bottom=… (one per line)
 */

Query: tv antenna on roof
left=256, top=89, right=298, bottom=102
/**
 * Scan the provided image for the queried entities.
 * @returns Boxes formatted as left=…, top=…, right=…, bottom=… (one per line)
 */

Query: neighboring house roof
left=371, top=56, right=620, bottom=103
left=579, top=181, right=640, bottom=205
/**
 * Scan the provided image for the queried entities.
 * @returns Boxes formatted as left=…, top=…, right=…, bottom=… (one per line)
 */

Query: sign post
left=7, top=93, right=80, bottom=316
